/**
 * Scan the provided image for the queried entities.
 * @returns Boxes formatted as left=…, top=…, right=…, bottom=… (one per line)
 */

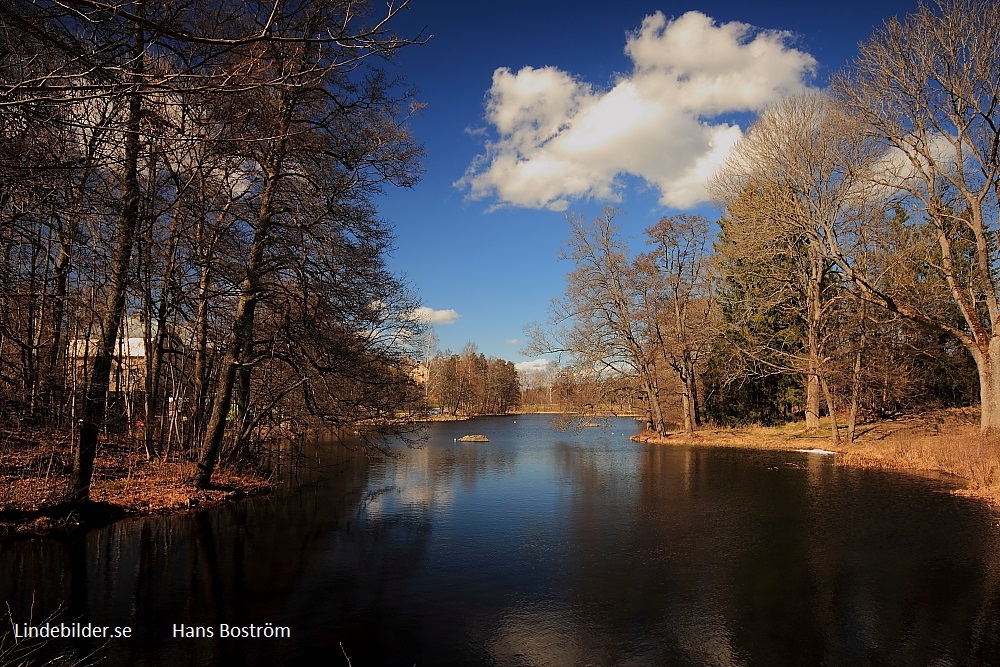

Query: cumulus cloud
left=408, top=307, right=461, bottom=325
left=457, top=10, right=816, bottom=210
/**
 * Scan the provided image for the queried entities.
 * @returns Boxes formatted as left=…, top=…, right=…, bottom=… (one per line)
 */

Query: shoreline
left=0, top=433, right=275, bottom=540
left=630, top=408, right=1000, bottom=508
left=3, top=408, right=994, bottom=539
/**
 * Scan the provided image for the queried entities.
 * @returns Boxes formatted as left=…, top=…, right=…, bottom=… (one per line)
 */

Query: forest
left=0, top=0, right=428, bottom=503
left=529, top=0, right=999, bottom=447
left=421, top=346, right=521, bottom=418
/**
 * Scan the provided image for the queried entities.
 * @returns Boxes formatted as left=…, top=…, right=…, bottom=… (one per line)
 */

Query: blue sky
left=376, top=0, right=916, bottom=373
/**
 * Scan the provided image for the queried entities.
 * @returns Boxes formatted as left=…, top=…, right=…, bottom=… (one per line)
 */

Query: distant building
left=68, top=315, right=149, bottom=391
left=409, top=361, right=429, bottom=386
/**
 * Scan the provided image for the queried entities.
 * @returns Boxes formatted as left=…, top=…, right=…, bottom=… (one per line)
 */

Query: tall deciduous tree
left=832, top=0, right=1000, bottom=436
left=0, top=0, right=425, bottom=499
left=529, top=208, right=668, bottom=434
left=194, top=1, right=423, bottom=488
left=635, top=214, right=716, bottom=433
left=710, top=92, right=865, bottom=441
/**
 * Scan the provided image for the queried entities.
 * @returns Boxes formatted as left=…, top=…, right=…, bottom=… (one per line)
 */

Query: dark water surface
left=4, top=414, right=1000, bottom=666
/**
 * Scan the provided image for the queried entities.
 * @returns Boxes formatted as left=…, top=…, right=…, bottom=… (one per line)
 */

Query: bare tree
left=831, top=0, right=1000, bottom=436
left=0, top=0, right=426, bottom=499
left=710, top=92, right=866, bottom=441
left=634, top=215, right=717, bottom=433
left=528, top=208, right=668, bottom=434
left=194, top=1, right=424, bottom=488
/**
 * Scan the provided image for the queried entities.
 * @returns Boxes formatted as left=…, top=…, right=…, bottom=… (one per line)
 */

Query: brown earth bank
left=632, top=407, right=1000, bottom=508
left=0, top=430, right=273, bottom=540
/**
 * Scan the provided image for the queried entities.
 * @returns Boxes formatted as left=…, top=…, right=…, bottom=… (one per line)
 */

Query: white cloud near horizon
left=515, top=358, right=553, bottom=374
left=409, top=306, right=461, bottom=325
left=457, top=10, right=816, bottom=210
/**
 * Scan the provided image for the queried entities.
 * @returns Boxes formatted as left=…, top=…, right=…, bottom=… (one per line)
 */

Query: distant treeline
left=422, top=347, right=521, bottom=417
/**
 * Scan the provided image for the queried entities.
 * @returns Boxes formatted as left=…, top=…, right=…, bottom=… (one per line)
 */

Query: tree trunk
left=680, top=393, right=694, bottom=433
left=45, top=235, right=72, bottom=422
left=804, top=243, right=823, bottom=432
left=683, top=350, right=700, bottom=429
left=643, top=376, right=666, bottom=434
left=191, top=225, right=217, bottom=450
left=820, top=376, right=842, bottom=446
left=689, top=366, right=702, bottom=427
left=194, top=200, right=276, bottom=488
left=141, top=201, right=182, bottom=460
left=69, top=17, right=145, bottom=501
left=977, top=337, right=1000, bottom=437
left=676, top=357, right=695, bottom=434
left=847, top=328, right=865, bottom=444
left=194, top=292, right=254, bottom=488
left=195, top=138, right=289, bottom=488
left=805, top=369, right=821, bottom=431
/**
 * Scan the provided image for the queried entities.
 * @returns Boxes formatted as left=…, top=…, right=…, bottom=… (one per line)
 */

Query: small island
left=457, top=435, right=489, bottom=443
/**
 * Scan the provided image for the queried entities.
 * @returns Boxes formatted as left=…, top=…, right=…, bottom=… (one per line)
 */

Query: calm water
left=4, top=414, right=1000, bottom=666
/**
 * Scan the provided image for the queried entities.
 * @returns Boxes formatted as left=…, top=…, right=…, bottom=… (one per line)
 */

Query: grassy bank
left=0, top=430, right=273, bottom=539
left=633, top=408, right=1000, bottom=508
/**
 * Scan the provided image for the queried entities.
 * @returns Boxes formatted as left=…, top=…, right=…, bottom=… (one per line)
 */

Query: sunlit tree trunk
left=820, top=376, right=842, bottom=445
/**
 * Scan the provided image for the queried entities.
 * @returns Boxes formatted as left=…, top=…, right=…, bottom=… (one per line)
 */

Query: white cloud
left=515, top=358, right=553, bottom=374
left=506, top=339, right=520, bottom=345
left=873, top=133, right=960, bottom=189
left=456, top=10, right=816, bottom=210
left=408, top=307, right=461, bottom=325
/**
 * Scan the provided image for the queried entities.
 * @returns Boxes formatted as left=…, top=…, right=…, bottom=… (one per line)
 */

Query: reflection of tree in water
left=492, top=443, right=1000, bottom=665
left=0, top=443, right=429, bottom=666
left=797, top=470, right=1000, bottom=665
left=8, top=425, right=1000, bottom=665
left=528, top=443, right=754, bottom=664
left=366, top=443, right=518, bottom=501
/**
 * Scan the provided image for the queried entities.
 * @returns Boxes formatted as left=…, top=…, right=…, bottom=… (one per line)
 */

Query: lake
left=3, top=414, right=1000, bottom=666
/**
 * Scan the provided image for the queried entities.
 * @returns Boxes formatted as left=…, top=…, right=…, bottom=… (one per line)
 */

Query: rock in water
left=457, top=434, right=489, bottom=442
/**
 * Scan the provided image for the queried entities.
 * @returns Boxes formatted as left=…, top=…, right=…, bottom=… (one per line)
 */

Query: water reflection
left=3, top=415, right=1000, bottom=666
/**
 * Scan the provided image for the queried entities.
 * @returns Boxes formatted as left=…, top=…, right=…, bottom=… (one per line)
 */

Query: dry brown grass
left=842, top=416, right=1000, bottom=505
left=638, top=408, right=1000, bottom=508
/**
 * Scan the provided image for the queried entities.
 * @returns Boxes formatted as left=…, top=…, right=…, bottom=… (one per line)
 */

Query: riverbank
left=632, top=408, right=1000, bottom=507
left=0, top=431, right=273, bottom=539
left=6, top=408, right=995, bottom=538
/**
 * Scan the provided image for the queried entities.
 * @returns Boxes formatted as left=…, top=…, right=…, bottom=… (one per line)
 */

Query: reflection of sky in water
left=8, top=413, right=1000, bottom=666
left=345, top=415, right=1000, bottom=665
left=363, top=417, right=645, bottom=569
